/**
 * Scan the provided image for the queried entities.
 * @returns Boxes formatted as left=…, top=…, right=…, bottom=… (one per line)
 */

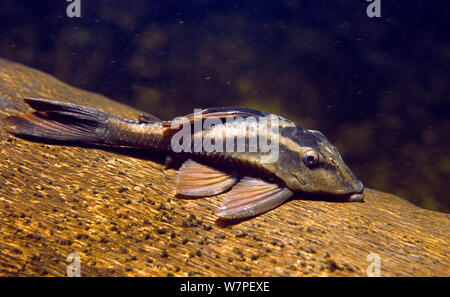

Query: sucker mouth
left=348, top=192, right=364, bottom=202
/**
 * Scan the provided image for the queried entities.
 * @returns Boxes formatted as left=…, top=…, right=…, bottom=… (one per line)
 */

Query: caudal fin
left=2, top=98, right=117, bottom=144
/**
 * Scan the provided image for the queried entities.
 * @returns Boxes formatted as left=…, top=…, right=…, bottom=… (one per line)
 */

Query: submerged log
left=0, top=58, right=448, bottom=276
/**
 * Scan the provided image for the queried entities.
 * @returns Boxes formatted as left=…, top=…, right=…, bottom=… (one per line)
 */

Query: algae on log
left=0, top=58, right=448, bottom=276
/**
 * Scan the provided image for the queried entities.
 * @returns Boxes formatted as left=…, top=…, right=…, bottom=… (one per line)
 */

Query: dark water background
left=0, top=0, right=448, bottom=212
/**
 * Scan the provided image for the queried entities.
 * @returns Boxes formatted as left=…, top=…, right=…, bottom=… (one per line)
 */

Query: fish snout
left=347, top=180, right=364, bottom=202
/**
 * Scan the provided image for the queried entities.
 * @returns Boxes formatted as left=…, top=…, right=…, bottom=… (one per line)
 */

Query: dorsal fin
left=138, top=112, right=161, bottom=123
left=176, top=159, right=238, bottom=197
left=184, top=107, right=270, bottom=122
left=216, top=176, right=293, bottom=219
left=161, top=107, right=273, bottom=129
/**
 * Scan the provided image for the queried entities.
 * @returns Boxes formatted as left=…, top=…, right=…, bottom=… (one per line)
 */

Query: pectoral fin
left=216, top=177, right=293, bottom=219
left=176, top=159, right=238, bottom=197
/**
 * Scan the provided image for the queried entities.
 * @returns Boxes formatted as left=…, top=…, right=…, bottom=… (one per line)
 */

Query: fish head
left=273, top=125, right=364, bottom=201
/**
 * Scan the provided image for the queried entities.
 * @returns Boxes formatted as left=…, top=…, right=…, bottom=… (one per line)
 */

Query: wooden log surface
left=0, top=58, right=448, bottom=276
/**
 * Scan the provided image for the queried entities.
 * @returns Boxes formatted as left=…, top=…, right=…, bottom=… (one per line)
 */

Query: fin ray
left=2, top=98, right=116, bottom=143
left=216, top=177, right=293, bottom=219
left=176, top=159, right=238, bottom=197
left=3, top=112, right=103, bottom=142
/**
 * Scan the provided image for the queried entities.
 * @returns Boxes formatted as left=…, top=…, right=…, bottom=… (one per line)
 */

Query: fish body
left=3, top=98, right=364, bottom=219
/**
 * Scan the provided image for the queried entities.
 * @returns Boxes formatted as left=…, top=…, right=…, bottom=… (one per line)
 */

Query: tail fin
left=2, top=98, right=119, bottom=144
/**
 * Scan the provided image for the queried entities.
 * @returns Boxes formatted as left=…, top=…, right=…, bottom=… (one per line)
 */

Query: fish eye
left=302, top=149, right=319, bottom=167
